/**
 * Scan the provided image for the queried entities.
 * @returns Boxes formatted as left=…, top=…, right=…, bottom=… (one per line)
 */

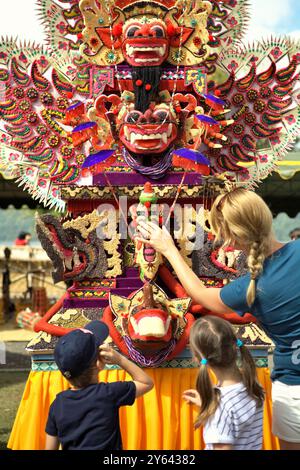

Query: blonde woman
left=137, top=188, right=300, bottom=450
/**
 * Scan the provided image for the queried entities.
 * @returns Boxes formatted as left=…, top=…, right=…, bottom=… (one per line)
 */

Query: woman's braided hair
left=210, top=188, right=273, bottom=306
left=247, top=240, right=267, bottom=305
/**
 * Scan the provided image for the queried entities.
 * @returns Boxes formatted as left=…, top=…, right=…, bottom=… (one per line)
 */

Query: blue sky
left=0, top=0, right=299, bottom=43
left=280, top=0, right=300, bottom=33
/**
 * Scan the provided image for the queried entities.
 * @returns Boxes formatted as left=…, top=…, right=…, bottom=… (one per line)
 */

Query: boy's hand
left=100, top=344, right=154, bottom=398
left=99, top=344, right=122, bottom=365
left=182, top=389, right=201, bottom=407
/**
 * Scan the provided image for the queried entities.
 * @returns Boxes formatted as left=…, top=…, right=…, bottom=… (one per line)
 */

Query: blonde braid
left=246, top=240, right=266, bottom=306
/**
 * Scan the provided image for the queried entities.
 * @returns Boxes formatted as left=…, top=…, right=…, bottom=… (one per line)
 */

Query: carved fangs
left=130, top=315, right=171, bottom=338
left=124, top=123, right=172, bottom=146
left=126, top=44, right=166, bottom=58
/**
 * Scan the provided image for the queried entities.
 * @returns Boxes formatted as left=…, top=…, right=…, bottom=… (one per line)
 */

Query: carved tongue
left=144, top=245, right=155, bottom=262
left=143, top=282, right=155, bottom=309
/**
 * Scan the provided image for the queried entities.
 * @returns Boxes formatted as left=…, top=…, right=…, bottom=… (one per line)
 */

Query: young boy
left=45, top=320, right=154, bottom=450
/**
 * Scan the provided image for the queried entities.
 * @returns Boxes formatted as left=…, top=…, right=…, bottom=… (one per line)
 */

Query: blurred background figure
left=289, top=228, right=300, bottom=240
left=14, top=232, right=32, bottom=246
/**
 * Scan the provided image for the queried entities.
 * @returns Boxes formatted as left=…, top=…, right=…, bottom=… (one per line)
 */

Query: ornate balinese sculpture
left=104, top=282, right=193, bottom=366
left=35, top=211, right=108, bottom=283
left=129, top=182, right=163, bottom=282
left=0, top=0, right=297, bottom=364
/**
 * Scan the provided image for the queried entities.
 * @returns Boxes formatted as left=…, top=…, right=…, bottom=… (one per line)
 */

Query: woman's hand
left=136, top=221, right=176, bottom=257
left=183, top=389, right=201, bottom=407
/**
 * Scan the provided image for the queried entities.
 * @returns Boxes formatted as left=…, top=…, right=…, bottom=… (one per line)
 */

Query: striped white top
left=203, top=382, right=263, bottom=450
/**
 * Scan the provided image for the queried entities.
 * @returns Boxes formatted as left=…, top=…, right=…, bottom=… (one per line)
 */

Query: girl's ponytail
left=238, top=342, right=264, bottom=407
left=194, top=361, right=220, bottom=428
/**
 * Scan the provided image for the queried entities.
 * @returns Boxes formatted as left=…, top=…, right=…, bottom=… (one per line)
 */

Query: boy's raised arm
left=99, top=345, right=154, bottom=397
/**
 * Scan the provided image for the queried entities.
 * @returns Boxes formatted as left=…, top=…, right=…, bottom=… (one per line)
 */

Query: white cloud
left=248, top=0, right=292, bottom=28
left=289, top=30, right=300, bottom=40
left=245, top=0, right=299, bottom=42
left=0, top=0, right=45, bottom=43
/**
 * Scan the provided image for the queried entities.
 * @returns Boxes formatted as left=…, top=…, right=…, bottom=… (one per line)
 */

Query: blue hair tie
left=201, top=358, right=208, bottom=365
left=236, top=339, right=243, bottom=348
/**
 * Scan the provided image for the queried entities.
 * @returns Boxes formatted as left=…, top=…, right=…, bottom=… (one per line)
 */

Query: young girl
left=183, top=316, right=264, bottom=450
left=137, top=188, right=300, bottom=450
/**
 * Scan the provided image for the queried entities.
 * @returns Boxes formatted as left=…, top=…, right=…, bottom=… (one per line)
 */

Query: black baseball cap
left=54, top=320, right=109, bottom=379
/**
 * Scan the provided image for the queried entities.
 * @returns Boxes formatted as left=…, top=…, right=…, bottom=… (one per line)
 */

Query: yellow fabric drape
left=8, top=368, right=279, bottom=450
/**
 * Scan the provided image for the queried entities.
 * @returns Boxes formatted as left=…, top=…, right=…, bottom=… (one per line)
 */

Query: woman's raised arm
left=136, top=221, right=232, bottom=314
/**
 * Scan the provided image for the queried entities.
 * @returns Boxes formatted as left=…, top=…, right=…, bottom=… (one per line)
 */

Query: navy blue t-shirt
left=46, top=381, right=136, bottom=450
left=220, top=240, right=300, bottom=385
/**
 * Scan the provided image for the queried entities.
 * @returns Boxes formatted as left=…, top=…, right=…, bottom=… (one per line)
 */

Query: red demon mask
left=122, top=19, right=169, bottom=66
left=119, top=103, right=177, bottom=154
